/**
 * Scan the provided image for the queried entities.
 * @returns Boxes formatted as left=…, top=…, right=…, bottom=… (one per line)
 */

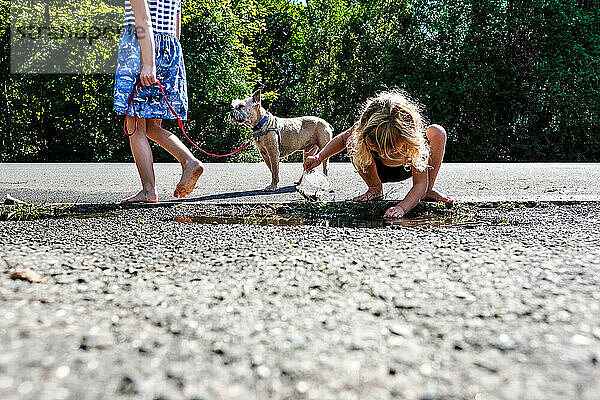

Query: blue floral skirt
left=113, top=26, right=188, bottom=120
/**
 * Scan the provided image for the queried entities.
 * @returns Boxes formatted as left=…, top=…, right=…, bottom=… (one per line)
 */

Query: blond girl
left=304, top=91, right=452, bottom=218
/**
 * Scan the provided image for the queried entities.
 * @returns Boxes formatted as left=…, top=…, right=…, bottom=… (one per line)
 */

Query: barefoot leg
left=146, top=119, right=204, bottom=198
left=424, top=124, right=452, bottom=202
left=122, top=117, right=158, bottom=203
left=352, top=156, right=383, bottom=201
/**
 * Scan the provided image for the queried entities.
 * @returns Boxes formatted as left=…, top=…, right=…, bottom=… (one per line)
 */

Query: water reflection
left=172, top=212, right=514, bottom=229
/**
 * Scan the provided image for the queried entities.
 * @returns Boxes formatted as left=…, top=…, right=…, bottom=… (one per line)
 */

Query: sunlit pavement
left=1, top=162, right=600, bottom=204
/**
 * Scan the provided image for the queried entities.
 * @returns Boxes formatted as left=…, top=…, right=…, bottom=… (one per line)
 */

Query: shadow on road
left=171, top=185, right=298, bottom=203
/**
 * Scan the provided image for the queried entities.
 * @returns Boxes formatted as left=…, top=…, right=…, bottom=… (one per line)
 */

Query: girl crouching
left=304, top=91, right=452, bottom=218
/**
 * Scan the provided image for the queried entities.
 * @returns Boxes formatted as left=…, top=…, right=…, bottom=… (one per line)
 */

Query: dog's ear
left=252, top=90, right=261, bottom=106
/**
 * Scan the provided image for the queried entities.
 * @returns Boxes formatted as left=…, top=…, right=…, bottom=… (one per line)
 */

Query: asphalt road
left=1, top=163, right=599, bottom=400
left=1, top=162, right=600, bottom=204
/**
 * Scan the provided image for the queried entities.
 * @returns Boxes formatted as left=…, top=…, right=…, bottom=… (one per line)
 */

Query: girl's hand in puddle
left=384, top=205, right=405, bottom=219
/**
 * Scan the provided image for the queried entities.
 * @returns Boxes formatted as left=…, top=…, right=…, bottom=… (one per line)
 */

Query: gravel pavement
left=1, top=163, right=600, bottom=400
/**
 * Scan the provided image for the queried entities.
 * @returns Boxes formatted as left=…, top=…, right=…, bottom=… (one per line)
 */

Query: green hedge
left=1, top=0, right=598, bottom=162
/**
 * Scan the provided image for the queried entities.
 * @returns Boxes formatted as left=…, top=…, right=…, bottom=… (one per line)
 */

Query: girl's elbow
left=135, top=15, right=152, bottom=28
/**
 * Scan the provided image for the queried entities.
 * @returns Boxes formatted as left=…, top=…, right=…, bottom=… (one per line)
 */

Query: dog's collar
left=253, top=113, right=270, bottom=131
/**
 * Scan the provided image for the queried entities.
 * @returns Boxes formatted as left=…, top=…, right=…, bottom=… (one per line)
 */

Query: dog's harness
left=124, top=79, right=251, bottom=158
left=252, top=112, right=281, bottom=150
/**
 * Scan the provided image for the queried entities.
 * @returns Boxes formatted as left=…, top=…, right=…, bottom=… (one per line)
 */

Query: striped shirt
left=123, top=0, right=182, bottom=35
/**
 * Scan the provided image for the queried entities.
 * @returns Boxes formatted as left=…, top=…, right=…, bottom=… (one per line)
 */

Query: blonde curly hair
left=348, top=90, right=430, bottom=173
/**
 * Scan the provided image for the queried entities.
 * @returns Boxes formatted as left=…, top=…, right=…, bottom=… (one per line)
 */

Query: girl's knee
left=126, top=118, right=147, bottom=138
left=145, top=119, right=163, bottom=138
left=145, top=125, right=157, bottom=138
left=426, top=124, right=446, bottom=140
left=132, top=126, right=147, bottom=137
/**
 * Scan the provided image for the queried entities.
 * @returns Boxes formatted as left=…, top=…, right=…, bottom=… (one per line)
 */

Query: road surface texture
left=1, top=163, right=599, bottom=400
left=1, top=162, right=600, bottom=204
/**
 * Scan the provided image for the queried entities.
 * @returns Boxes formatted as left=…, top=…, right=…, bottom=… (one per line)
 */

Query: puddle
left=174, top=214, right=309, bottom=226
left=172, top=212, right=517, bottom=229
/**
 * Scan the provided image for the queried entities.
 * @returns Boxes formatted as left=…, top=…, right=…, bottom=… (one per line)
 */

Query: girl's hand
left=140, top=64, right=157, bottom=86
left=384, top=205, right=405, bottom=218
left=304, top=155, right=321, bottom=172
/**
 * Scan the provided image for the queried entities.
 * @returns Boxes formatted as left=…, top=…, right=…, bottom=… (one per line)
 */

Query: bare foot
left=174, top=159, right=204, bottom=198
left=352, top=187, right=383, bottom=201
left=423, top=189, right=453, bottom=203
left=121, top=189, right=158, bottom=203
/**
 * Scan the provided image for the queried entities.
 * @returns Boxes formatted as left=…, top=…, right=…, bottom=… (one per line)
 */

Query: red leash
left=124, top=80, right=251, bottom=158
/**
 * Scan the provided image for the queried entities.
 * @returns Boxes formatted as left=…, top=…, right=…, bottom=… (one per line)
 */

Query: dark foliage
left=1, top=0, right=598, bottom=162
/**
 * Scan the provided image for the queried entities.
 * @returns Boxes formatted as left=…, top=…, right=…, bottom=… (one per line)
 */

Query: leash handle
left=124, top=79, right=252, bottom=157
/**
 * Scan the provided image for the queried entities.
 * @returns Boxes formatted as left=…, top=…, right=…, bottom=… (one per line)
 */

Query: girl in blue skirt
left=114, top=0, right=203, bottom=202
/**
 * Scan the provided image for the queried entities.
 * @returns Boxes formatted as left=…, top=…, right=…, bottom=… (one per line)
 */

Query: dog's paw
left=263, top=184, right=278, bottom=192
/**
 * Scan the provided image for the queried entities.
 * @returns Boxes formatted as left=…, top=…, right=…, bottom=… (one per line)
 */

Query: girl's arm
left=130, top=0, right=156, bottom=86
left=304, top=121, right=358, bottom=171
left=384, top=169, right=428, bottom=218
